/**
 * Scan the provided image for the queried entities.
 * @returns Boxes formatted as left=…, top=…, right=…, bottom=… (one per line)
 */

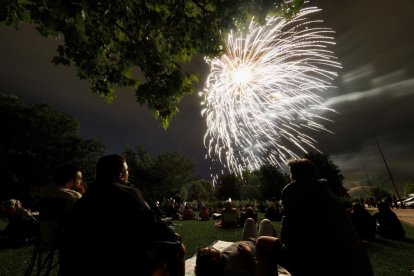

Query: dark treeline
left=0, top=94, right=350, bottom=211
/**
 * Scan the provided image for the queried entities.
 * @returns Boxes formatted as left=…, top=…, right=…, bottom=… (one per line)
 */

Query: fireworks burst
left=200, top=7, right=341, bottom=180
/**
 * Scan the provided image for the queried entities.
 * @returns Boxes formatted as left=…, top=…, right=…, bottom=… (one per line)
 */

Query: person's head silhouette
left=96, top=154, right=129, bottom=184
left=287, top=158, right=318, bottom=181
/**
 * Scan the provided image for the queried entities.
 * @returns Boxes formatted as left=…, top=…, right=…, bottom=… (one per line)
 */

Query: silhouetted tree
left=241, top=171, right=262, bottom=200
left=258, top=165, right=289, bottom=200
left=187, top=179, right=214, bottom=201
left=124, top=145, right=196, bottom=204
left=304, top=151, right=348, bottom=197
left=403, top=180, right=414, bottom=197
left=0, top=94, right=104, bottom=202
left=215, top=173, right=242, bottom=200
left=1, top=0, right=304, bottom=127
left=371, top=187, right=391, bottom=202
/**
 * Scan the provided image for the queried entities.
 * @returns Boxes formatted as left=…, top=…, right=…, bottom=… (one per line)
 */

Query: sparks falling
left=200, top=7, right=341, bottom=180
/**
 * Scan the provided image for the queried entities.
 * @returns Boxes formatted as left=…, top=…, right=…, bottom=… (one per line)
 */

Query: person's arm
left=238, top=243, right=257, bottom=276
left=128, top=186, right=186, bottom=275
left=256, top=237, right=281, bottom=276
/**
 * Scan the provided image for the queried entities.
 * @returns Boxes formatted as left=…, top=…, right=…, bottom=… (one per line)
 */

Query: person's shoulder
left=282, top=181, right=294, bottom=190
left=112, top=182, right=149, bottom=208
left=39, top=184, right=57, bottom=198
left=112, top=182, right=142, bottom=196
left=317, top=178, right=328, bottom=186
left=63, top=188, right=82, bottom=199
left=55, top=186, right=82, bottom=199
left=118, top=182, right=137, bottom=191
left=40, top=185, right=80, bottom=200
left=88, top=181, right=139, bottom=199
left=281, top=181, right=295, bottom=194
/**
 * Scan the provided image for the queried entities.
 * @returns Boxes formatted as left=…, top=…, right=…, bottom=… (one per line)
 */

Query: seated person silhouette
left=39, top=164, right=83, bottom=244
left=255, top=158, right=373, bottom=276
left=165, top=199, right=181, bottom=220
left=372, top=201, right=405, bottom=239
left=350, top=202, right=376, bottom=241
left=62, top=154, right=185, bottom=276
left=181, top=204, right=195, bottom=220
left=198, top=206, right=211, bottom=221
left=219, top=200, right=239, bottom=227
left=239, top=206, right=257, bottom=226
left=264, top=202, right=282, bottom=221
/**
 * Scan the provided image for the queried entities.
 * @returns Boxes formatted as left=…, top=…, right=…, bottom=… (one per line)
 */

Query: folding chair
left=0, top=201, right=8, bottom=221
left=25, top=197, right=66, bottom=276
left=25, top=238, right=59, bottom=276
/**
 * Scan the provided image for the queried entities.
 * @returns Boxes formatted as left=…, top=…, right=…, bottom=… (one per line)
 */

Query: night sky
left=0, top=0, right=413, bottom=183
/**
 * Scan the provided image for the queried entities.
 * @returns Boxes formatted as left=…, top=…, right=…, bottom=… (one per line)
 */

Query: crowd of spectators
left=1, top=155, right=408, bottom=276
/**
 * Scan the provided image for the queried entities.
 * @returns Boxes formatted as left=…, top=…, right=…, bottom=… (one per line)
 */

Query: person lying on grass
left=195, top=218, right=277, bottom=276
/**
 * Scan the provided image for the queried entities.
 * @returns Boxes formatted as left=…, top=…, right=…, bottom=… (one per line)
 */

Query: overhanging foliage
left=0, top=0, right=305, bottom=127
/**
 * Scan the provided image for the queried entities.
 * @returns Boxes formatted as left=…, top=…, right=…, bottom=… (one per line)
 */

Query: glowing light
left=201, top=7, right=341, bottom=180
left=232, top=65, right=253, bottom=85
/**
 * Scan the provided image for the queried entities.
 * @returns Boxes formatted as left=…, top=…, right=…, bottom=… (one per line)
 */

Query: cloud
left=326, top=75, right=414, bottom=107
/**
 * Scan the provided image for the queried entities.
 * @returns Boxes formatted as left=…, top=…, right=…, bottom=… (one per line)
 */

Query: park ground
left=369, top=207, right=414, bottom=225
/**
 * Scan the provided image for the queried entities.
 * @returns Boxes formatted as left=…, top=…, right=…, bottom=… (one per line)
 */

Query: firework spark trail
left=201, top=7, right=341, bottom=180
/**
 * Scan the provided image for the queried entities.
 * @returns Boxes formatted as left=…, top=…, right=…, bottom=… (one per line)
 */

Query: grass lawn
left=1, top=215, right=414, bottom=275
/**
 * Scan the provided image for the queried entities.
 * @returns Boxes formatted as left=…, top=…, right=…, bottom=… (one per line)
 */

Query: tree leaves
left=0, top=94, right=104, bottom=201
left=304, top=151, right=348, bottom=198
left=124, top=145, right=197, bottom=203
left=1, top=0, right=305, bottom=127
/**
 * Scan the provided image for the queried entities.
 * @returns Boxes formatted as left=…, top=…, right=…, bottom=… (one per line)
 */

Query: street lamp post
left=374, top=132, right=404, bottom=208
